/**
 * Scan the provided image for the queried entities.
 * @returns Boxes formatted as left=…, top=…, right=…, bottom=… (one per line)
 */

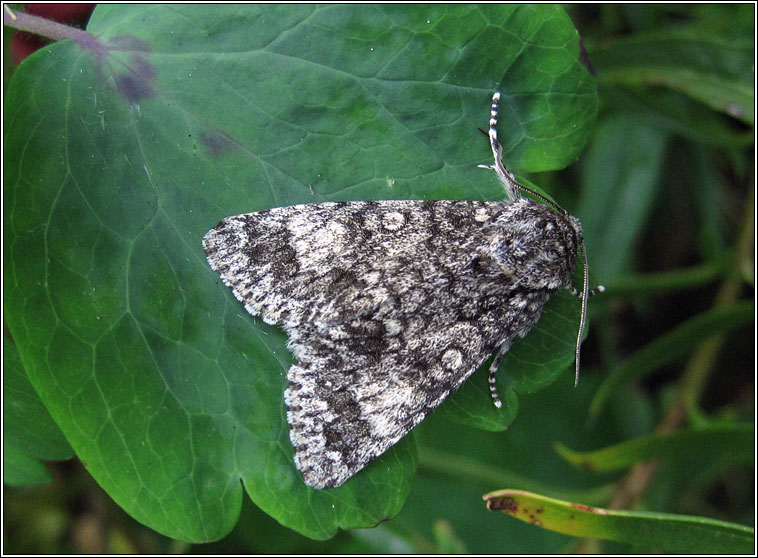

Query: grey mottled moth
left=203, top=92, right=601, bottom=489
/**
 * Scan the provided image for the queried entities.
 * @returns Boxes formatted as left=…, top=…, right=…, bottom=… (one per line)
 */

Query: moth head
left=487, top=199, right=580, bottom=291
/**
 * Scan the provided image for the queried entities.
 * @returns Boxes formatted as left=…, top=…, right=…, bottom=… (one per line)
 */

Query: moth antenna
left=574, top=237, right=590, bottom=386
left=573, top=253, right=605, bottom=385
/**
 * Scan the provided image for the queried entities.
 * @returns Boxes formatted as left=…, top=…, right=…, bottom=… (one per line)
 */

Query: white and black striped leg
left=487, top=341, right=512, bottom=408
left=477, top=91, right=522, bottom=201
left=477, top=92, right=561, bottom=208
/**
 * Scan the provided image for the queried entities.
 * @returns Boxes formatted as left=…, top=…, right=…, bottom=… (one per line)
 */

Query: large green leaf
left=4, top=4, right=596, bottom=541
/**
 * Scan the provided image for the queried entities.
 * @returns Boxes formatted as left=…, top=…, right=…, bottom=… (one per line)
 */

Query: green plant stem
left=416, top=446, right=614, bottom=504
left=609, top=183, right=754, bottom=510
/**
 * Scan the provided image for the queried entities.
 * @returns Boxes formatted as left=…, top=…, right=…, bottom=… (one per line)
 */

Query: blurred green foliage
left=4, top=4, right=753, bottom=553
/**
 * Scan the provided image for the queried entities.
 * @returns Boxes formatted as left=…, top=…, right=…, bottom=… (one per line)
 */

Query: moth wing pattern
left=203, top=199, right=558, bottom=488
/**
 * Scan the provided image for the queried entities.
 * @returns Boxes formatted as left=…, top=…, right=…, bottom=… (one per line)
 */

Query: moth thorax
left=487, top=198, right=579, bottom=291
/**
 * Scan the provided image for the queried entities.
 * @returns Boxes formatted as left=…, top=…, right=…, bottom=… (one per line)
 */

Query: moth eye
left=537, top=217, right=558, bottom=231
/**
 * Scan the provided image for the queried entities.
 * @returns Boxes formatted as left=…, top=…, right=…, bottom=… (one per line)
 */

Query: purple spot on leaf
left=86, top=34, right=158, bottom=104
left=114, top=54, right=157, bottom=104
left=201, top=132, right=236, bottom=157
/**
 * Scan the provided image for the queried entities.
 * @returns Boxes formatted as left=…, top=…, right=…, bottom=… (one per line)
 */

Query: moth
left=203, top=92, right=601, bottom=489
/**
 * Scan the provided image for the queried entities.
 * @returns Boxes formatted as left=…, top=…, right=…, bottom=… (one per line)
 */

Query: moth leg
left=568, top=284, right=606, bottom=298
left=487, top=342, right=512, bottom=409
left=476, top=92, right=522, bottom=201
left=477, top=92, right=562, bottom=210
